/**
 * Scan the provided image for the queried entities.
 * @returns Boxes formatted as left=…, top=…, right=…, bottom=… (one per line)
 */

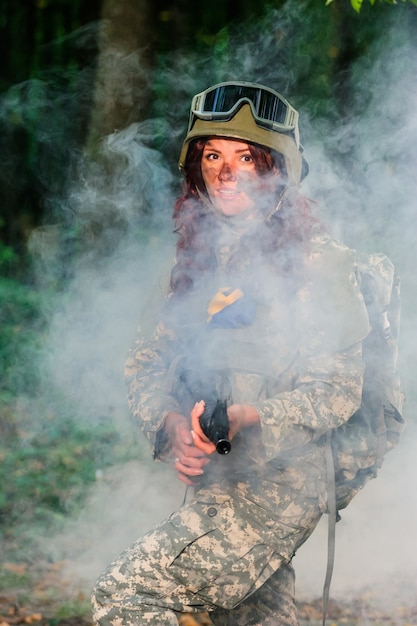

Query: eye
left=240, top=153, right=253, bottom=163
left=204, top=152, right=220, bottom=161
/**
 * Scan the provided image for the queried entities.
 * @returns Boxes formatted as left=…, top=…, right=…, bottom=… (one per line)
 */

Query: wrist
left=165, top=411, right=187, bottom=430
left=227, top=404, right=260, bottom=430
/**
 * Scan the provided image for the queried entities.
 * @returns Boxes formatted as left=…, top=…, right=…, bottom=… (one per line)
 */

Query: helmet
left=178, top=81, right=307, bottom=185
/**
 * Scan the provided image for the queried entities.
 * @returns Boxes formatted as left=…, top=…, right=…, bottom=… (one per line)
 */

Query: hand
left=190, top=400, right=217, bottom=455
left=164, top=411, right=211, bottom=486
left=190, top=401, right=260, bottom=453
left=227, top=403, right=260, bottom=439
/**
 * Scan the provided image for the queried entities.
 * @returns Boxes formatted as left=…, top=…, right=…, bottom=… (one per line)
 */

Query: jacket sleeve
left=124, top=319, right=182, bottom=459
left=253, top=238, right=371, bottom=461
left=254, top=342, right=365, bottom=461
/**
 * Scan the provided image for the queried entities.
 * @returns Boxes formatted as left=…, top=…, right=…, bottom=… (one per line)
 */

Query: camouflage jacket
left=125, top=233, right=370, bottom=476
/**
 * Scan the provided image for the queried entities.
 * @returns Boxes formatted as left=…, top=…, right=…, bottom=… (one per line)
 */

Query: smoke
left=4, top=0, right=417, bottom=618
left=28, top=120, right=176, bottom=428
left=294, top=23, right=417, bottom=609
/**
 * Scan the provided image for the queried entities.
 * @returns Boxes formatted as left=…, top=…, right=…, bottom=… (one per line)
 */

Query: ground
left=0, top=560, right=416, bottom=626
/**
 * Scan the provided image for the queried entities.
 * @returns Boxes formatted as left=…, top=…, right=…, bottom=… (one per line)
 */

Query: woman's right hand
left=164, top=411, right=211, bottom=486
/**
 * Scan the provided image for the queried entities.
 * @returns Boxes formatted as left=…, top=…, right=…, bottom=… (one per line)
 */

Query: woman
left=91, top=82, right=370, bottom=626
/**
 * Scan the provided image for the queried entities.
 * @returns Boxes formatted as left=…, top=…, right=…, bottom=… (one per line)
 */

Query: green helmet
left=178, top=81, right=307, bottom=186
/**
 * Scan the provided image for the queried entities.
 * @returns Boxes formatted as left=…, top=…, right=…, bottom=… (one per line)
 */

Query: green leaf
left=351, top=0, right=364, bottom=11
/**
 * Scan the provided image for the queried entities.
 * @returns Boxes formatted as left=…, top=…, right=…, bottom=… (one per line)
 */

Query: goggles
left=189, top=81, right=300, bottom=148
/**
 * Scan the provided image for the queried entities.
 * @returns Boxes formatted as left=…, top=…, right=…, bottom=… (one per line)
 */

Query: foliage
left=52, top=597, right=93, bottom=621
left=0, top=565, right=31, bottom=591
left=0, top=411, right=135, bottom=531
left=0, top=242, right=137, bottom=537
left=325, top=0, right=417, bottom=13
left=0, top=253, right=44, bottom=409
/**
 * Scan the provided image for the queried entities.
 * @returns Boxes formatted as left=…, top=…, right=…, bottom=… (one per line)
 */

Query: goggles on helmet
left=188, top=81, right=300, bottom=148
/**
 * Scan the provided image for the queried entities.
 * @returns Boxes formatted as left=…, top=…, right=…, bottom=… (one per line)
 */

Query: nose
left=219, top=162, right=236, bottom=181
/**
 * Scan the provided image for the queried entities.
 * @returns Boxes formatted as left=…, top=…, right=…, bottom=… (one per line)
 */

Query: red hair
left=170, top=138, right=321, bottom=295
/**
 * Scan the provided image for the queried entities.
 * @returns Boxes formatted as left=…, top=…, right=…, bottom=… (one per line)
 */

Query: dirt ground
left=0, top=560, right=416, bottom=626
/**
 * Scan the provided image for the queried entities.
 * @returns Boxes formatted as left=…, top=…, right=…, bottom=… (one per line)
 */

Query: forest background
left=1, top=0, right=417, bottom=624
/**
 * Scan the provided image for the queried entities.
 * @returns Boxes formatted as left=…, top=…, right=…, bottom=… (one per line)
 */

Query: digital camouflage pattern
left=331, top=249, right=405, bottom=509
left=91, top=233, right=372, bottom=625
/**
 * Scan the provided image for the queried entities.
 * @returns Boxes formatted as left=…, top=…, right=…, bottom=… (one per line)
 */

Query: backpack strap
left=322, top=431, right=337, bottom=626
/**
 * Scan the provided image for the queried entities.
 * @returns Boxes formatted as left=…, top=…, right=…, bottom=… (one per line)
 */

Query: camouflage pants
left=91, top=478, right=323, bottom=626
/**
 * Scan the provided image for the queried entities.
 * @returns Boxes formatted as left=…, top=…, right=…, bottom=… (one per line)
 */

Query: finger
left=174, top=457, right=205, bottom=477
left=177, top=472, right=200, bottom=486
left=177, top=424, right=193, bottom=446
left=191, top=429, right=216, bottom=455
left=190, top=401, right=213, bottom=444
left=175, top=454, right=210, bottom=469
left=190, top=400, right=206, bottom=433
left=173, top=441, right=210, bottom=460
left=190, top=400, right=205, bottom=418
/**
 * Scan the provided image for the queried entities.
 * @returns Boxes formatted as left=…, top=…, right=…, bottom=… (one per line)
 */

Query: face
left=201, top=138, right=276, bottom=217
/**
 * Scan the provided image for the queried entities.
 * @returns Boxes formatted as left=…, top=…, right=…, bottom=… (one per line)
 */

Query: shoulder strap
left=322, top=431, right=339, bottom=626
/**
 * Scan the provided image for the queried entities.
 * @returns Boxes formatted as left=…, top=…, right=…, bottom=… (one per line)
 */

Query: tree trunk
left=87, top=0, right=154, bottom=148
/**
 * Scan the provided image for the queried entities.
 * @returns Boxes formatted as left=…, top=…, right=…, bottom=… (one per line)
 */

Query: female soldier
left=91, top=82, right=370, bottom=625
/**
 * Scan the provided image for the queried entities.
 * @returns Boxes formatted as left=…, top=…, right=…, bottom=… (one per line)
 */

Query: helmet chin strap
left=265, top=183, right=295, bottom=222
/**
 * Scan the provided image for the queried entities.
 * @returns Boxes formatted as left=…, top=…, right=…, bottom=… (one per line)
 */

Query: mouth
left=217, top=188, right=241, bottom=198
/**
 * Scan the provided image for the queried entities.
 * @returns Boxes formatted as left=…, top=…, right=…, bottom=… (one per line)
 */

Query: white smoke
left=16, top=0, right=417, bottom=619
left=294, top=23, right=417, bottom=611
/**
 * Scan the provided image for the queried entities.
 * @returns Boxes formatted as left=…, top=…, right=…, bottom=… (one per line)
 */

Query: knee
left=90, top=575, right=114, bottom=626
